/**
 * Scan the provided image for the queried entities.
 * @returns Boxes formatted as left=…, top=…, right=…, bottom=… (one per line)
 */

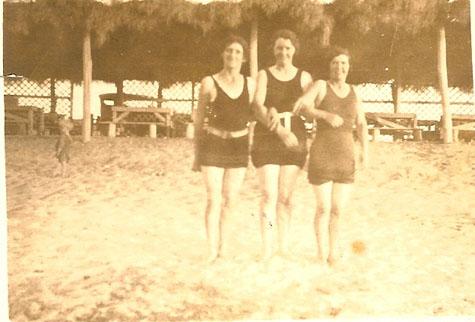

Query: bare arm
left=192, top=76, right=214, bottom=170
left=252, top=69, right=298, bottom=147
left=300, top=70, right=313, bottom=92
left=295, top=80, right=344, bottom=127
left=354, top=89, right=368, bottom=167
left=247, top=76, right=256, bottom=105
left=252, top=70, right=271, bottom=126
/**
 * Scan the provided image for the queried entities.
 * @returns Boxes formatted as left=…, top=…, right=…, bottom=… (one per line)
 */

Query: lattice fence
left=3, top=76, right=73, bottom=116
left=5, top=77, right=473, bottom=122
left=357, top=83, right=475, bottom=121
left=122, top=80, right=199, bottom=114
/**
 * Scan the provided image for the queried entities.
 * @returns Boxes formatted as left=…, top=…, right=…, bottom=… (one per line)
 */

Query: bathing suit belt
left=205, top=125, right=249, bottom=139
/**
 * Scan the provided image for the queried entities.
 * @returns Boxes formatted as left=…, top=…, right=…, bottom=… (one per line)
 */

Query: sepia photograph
left=1, top=0, right=474, bottom=321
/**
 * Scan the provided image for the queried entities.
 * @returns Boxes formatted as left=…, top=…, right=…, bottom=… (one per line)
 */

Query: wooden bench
left=451, top=114, right=475, bottom=142
left=365, top=112, right=422, bottom=141
left=97, top=106, right=174, bottom=138
left=4, top=96, right=45, bottom=135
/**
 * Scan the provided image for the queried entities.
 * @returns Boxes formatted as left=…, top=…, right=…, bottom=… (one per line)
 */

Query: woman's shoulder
left=257, top=68, right=269, bottom=76
left=246, top=76, right=256, bottom=86
left=313, top=79, right=327, bottom=89
left=200, top=75, right=216, bottom=91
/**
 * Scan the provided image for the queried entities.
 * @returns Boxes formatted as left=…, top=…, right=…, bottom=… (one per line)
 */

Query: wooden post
left=27, top=109, right=34, bottom=135
left=50, top=77, right=56, bottom=114
left=149, top=124, right=157, bottom=138
left=116, top=80, right=124, bottom=106
left=108, top=123, right=116, bottom=137
left=82, top=30, right=92, bottom=142
left=437, top=25, right=452, bottom=143
left=190, top=81, right=195, bottom=116
left=373, top=128, right=381, bottom=142
left=70, top=80, right=74, bottom=119
left=392, top=68, right=402, bottom=113
left=249, top=14, right=258, bottom=149
left=157, top=82, right=163, bottom=108
left=249, top=14, right=258, bottom=79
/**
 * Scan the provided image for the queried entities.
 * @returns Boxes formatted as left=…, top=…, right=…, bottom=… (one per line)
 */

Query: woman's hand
left=276, top=126, right=299, bottom=148
left=293, top=96, right=314, bottom=116
left=267, top=107, right=280, bottom=132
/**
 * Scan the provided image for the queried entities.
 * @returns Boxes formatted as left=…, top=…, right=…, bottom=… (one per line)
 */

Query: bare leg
left=201, top=166, right=225, bottom=262
left=257, top=164, right=280, bottom=260
left=327, top=183, right=352, bottom=266
left=313, top=182, right=333, bottom=263
left=276, top=165, right=300, bottom=256
left=220, top=167, right=247, bottom=257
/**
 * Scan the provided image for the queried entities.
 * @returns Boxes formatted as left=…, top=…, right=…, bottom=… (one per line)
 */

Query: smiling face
left=329, top=54, right=350, bottom=82
left=273, top=38, right=296, bottom=65
left=222, top=42, right=245, bottom=69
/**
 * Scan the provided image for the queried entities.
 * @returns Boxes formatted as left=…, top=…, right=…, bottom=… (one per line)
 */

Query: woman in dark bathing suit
left=294, top=47, right=368, bottom=266
left=193, top=35, right=256, bottom=262
left=252, top=30, right=342, bottom=260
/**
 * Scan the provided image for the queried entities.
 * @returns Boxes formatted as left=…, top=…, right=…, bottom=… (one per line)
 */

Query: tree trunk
left=437, top=25, right=452, bottom=143
left=249, top=15, right=258, bottom=79
left=82, top=31, right=92, bottom=143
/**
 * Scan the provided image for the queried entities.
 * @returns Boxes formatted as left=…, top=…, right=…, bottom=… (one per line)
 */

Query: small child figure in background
left=55, top=116, right=74, bottom=177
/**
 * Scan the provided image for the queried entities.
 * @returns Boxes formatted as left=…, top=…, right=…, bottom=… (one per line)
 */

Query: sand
left=5, top=136, right=475, bottom=321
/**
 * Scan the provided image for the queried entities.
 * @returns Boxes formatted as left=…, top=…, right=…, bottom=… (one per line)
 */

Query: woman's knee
left=206, top=193, right=222, bottom=209
left=330, top=205, right=342, bottom=218
left=315, top=204, right=331, bottom=218
left=222, top=192, right=238, bottom=211
left=278, top=191, right=293, bottom=208
left=261, top=189, right=278, bottom=206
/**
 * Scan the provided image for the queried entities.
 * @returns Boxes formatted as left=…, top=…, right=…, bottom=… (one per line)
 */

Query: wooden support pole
left=250, top=15, right=258, bottom=79
left=82, top=30, right=92, bottom=143
left=437, top=25, right=452, bottom=143
left=50, top=77, right=56, bottom=114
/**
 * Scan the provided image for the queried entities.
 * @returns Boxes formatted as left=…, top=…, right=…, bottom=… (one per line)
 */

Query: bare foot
left=206, top=252, right=219, bottom=264
left=316, top=252, right=326, bottom=264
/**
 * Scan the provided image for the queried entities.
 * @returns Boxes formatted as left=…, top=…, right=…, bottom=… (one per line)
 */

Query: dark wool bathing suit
left=199, top=76, right=252, bottom=168
left=251, top=68, right=307, bottom=168
left=308, top=82, right=358, bottom=184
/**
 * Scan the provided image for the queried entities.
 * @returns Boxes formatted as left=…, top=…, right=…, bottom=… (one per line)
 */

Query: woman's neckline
left=327, top=81, right=351, bottom=99
left=212, top=74, right=245, bottom=100
left=268, top=65, right=298, bottom=82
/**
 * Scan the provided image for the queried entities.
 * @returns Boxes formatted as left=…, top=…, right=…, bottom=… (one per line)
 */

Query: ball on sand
left=351, top=240, right=366, bottom=254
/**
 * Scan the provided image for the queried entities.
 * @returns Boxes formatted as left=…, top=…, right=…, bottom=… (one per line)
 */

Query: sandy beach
left=5, top=135, right=475, bottom=321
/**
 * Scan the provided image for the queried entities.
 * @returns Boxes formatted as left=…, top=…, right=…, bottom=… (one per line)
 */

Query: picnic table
left=365, top=112, right=422, bottom=141
left=450, top=114, right=475, bottom=142
left=4, top=96, right=45, bottom=135
left=97, top=93, right=174, bottom=138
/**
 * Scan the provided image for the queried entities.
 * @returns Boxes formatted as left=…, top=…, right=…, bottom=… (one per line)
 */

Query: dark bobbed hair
left=222, top=34, right=249, bottom=61
left=271, top=29, right=300, bottom=55
left=326, top=46, right=351, bottom=66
